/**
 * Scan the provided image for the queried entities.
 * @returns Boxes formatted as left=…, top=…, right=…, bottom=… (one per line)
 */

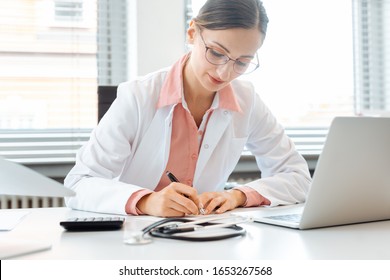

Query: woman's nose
left=215, top=62, right=234, bottom=81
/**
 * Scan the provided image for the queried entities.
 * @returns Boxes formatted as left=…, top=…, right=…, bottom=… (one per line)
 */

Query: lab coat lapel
left=122, top=105, right=175, bottom=188
left=194, top=109, right=232, bottom=190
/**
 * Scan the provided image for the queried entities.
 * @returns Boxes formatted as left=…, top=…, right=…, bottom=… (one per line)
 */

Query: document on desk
left=0, top=238, right=52, bottom=259
left=0, top=210, right=30, bottom=231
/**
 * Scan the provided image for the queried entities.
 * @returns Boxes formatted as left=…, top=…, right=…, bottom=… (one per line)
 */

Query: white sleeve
left=64, top=82, right=145, bottom=215
left=245, top=93, right=312, bottom=206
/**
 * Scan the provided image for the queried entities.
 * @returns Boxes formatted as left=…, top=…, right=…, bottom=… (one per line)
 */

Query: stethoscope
left=124, top=214, right=253, bottom=245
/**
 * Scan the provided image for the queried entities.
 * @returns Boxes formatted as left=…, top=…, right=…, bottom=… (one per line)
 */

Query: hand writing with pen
left=136, top=171, right=247, bottom=217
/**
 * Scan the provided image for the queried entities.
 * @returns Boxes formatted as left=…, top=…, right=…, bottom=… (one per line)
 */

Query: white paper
left=0, top=238, right=52, bottom=259
left=0, top=210, right=30, bottom=231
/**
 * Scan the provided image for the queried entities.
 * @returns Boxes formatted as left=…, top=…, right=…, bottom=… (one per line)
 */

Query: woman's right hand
left=136, top=183, right=201, bottom=217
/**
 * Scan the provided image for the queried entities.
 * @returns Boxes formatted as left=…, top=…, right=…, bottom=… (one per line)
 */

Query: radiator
left=0, top=195, right=65, bottom=209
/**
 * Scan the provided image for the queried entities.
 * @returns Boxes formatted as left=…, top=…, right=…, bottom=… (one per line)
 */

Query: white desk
left=2, top=207, right=390, bottom=260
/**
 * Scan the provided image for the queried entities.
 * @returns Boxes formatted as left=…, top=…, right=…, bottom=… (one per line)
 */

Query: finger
left=141, top=192, right=187, bottom=217
left=204, top=196, right=226, bottom=214
left=198, top=192, right=235, bottom=214
left=198, top=192, right=217, bottom=205
left=169, top=182, right=197, bottom=197
left=214, top=200, right=232, bottom=214
left=198, top=194, right=209, bottom=208
left=214, top=192, right=235, bottom=214
left=161, top=188, right=198, bottom=215
left=155, top=194, right=193, bottom=217
left=189, top=195, right=201, bottom=211
left=198, top=192, right=218, bottom=214
left=176, top=195, right=199, bottom=215
left=170, top=183, right=200, bottom=215
left=170, top=194, right=199, bottom=215
left=176, top=184, right=199, bottom=202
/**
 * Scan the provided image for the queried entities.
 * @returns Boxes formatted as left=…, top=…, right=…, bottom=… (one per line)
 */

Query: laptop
left=243, top=116, right=390, bottom=229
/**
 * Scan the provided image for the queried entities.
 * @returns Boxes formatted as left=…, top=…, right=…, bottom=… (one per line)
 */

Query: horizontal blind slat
left=0, top=128, right=326, bottom=164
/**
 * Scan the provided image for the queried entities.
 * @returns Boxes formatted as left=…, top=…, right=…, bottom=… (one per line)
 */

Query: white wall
left=128, top=0, right=186, bottom=78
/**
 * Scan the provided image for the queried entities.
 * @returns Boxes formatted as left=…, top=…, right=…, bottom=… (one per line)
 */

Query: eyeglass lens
left=205, top=48, right=258, bottom=74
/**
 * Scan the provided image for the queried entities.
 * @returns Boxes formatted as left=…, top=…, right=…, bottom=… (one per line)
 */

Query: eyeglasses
left=199, top=31, right=259, bottom=75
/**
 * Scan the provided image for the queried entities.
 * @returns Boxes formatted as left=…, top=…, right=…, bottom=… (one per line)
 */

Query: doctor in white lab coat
left=64, top=0, right=311, bottom=216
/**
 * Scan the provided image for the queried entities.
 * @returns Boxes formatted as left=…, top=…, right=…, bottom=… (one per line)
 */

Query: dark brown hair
left=193, top=0, right=269, bottom=36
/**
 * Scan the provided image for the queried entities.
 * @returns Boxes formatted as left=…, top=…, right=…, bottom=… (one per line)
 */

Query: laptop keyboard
left=266, top=213, right=302, bottom=223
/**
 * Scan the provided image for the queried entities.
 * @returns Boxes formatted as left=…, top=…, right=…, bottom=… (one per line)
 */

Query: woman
left=64, top=0, right=311, bottom=217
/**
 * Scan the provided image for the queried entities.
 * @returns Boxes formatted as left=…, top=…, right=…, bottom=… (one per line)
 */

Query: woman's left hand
left=198, top=189, right=246, bottom=214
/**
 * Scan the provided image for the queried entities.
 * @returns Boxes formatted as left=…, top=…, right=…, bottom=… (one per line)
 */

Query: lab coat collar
left=157, top=53, right=242, bottom=113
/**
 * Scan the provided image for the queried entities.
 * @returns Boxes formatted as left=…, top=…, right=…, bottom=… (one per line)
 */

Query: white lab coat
left=64, top=67, right=311, bottom=215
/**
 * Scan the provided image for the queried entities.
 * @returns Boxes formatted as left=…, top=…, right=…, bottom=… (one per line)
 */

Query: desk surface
left=2, top=207, right=390, bottom=260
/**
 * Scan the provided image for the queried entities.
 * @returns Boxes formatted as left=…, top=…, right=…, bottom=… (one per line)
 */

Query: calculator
left=60, top=216, right=125, bottom=231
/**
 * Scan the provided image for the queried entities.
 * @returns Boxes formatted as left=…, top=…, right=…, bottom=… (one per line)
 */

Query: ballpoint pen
left=166, top=171, right=180, bottom=183
left=166, top=171, right=206, bottom=215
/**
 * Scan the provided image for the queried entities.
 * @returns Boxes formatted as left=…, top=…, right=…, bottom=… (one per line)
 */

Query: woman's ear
left=186, top=20, right=196, bottom=44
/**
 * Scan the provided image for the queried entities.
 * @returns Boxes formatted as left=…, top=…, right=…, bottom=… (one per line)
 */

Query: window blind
left=0, top=0, right=99, bottom=170
left=0, top=129, right=90, bottom=164
left=97, top=0, right=128, bottom=86
left=0, top=0, right=98, bottom=130
left=353, top=0, right=390, bottom=115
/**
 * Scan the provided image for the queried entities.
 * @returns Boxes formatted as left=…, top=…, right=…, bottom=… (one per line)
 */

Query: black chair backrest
left=97, top=85, right=117, bottom=122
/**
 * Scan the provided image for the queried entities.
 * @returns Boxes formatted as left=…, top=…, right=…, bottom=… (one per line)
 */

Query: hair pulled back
left=193, top=0, right=269, bottom=36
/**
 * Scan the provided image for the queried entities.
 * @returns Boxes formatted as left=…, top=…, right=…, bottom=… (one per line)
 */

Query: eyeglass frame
left=198, top=29, right=260, bottom=75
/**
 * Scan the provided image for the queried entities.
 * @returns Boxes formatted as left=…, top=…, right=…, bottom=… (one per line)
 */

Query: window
left=353, top=0, right=390, bottom=116
left=0, top=0, right=98, bottom=165
left=191, top=0, right=355, bottom=128
left=0, top=0, right=180, bottom=167
left=0, top=0, right=98, bottom=130
left=54, top=0, right=83, bottom=22
left=191, top=0, right=390, bottom=124
left=97, top=0, right=128, bottom=86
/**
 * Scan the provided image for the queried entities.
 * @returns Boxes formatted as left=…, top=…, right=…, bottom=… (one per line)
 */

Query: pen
left=166, top=171, right=179, bottom=183
left=166, top=171, right=206, bottom=215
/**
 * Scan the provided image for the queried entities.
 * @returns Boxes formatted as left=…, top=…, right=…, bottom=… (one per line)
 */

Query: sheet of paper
left=0, top=210, right=30, bottom=231
left=0, top=238, right=52, bottom=259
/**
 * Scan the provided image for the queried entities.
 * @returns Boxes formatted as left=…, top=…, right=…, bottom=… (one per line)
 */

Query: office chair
left=97, top=85, right=117, bottom=122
